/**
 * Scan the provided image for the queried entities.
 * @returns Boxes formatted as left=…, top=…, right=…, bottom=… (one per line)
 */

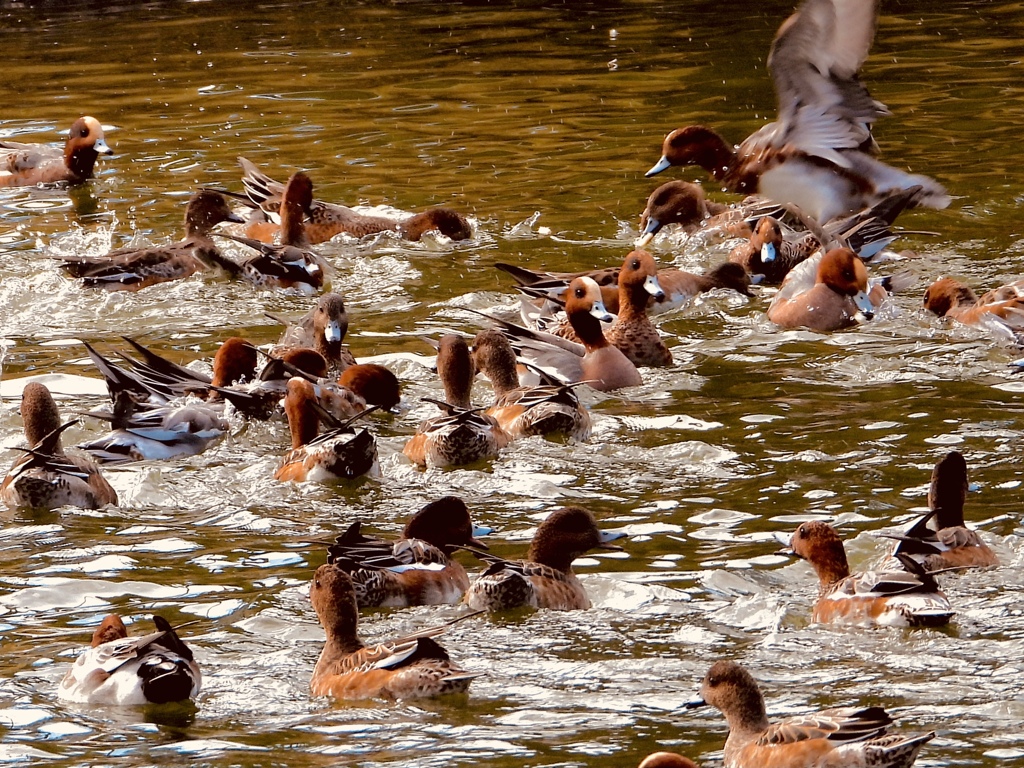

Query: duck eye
left=631, top=259, right=641, bottom=270
left=707, top=676, right=719, bottom=687
left=575, top=287, right=585, bottom=298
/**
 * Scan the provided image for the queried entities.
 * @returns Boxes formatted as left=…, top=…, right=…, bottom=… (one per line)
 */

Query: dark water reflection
left=2, top=1, right=1024, bottom=766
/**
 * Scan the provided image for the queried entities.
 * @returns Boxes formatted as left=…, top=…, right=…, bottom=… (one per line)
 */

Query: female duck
left=272, top=292, right=356, bottom=376
left=923, top=276, right=1024, bottom=339
left=644, top=0, right=948, bottom=223
left=471, top=328, right=591, bottom=441
left=403, top=335, right=510, bottom=468
left=2, top=382, right=117, bottom=510
left=275, top=377, right=379, bottom=482
left=58, top=614, right=201, bottom=705
left=1, top=116, right=112, bottom=186
left=464, top=506, right=625, bottom=611
left=787, top=520, right=953, bottom=627
left=59, top=190, right=244, bottom=290
left=327, top=496, right=491, bottom=607
left=687, top=660, right=934, bottom=768
left=309, top=563, right=480, bottom=700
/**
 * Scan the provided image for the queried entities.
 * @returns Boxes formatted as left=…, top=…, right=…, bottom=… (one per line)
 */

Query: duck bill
left=598, top=529, right=626, bottom=550
left=469, top=524, right=492, bottom=549
left=684, top=697, right=707, bottom=710
left=589, top=299, right=615, bottom=323
left=760, top=241, right=777, bottom=263
left=643, top=274, right=666, bottom=301
left=645, top=156, right=671, bottom=177
left=94, top=138, right=113, bottom=156
left=324, top=320, right=343, bottom=343
left=635, top=229, right=656, bottom=249
left=773, top=530, right=798, bottom=557
left=852, top=290, right=875, bottom=321
left=226, top=211, right=246, bottom=224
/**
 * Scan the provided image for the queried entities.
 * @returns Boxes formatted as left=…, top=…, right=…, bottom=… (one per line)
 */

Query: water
left=2, top=0, right=1024, bottom=765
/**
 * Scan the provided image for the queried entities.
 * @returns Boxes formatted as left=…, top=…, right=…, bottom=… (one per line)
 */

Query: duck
left=636, top=180, right=753, bottom=247
left=308, top=563, right=480, bottom=700
left=275, top=377, right=379, bottom=482
left=729, top=216, right=817, bottom=285
left=478, top=276, right=643, bottom=391
left=270, top=293, right=356, bottom=376
left=638, top=755, right=698, bottom=768
left=786, top=520, right=953, bottom=627
left=644, top=0, right=949, bottom=223
left=463, top=506, right=625, bottom=611
left=0, top=116, right=112, bottom=187
left=237, top=157, right=472, bottom=243
left=58, top=190, right=245, bottom=291
left=471, top=328, right=591, bottom=441
left=326, top=496, right=491, bottom=607
left=215, top=171, right=326, bottom=292
left=402, top=335, right=510, bottom=468
left=498, top=257, right=751, bottom=317
left=338, top=364, right=402, bottom=412
left=1, top=382, right=117, bottom=510
left=57, top=614, right=201, bottom=705
left=543, top=250, right=672, bottom=367
left=767, top=248, right=884, bottom=331
left=923, top=276, right=1024, bottom=339
left=686, top=660, right=934, bottom=768
left=884, top=451, right=999, bottom=571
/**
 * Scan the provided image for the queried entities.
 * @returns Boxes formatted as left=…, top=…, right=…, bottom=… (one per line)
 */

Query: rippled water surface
left=3, top=1, right=1024, bottom=766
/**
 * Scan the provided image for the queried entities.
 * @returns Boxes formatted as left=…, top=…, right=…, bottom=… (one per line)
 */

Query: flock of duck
left=1, top=0, right=1015, bottom=766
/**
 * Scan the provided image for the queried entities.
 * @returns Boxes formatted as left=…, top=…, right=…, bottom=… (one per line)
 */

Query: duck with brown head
left=0, top=116, right=113, bottom=186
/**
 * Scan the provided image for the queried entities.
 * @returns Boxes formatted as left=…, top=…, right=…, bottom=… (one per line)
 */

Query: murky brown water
left=2, top=0, right=1024, bottom=765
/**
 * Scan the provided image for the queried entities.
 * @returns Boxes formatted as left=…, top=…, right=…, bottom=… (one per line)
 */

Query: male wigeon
left=58, top=614, right=201, bottom=706
left=886, top=451, right=999, bottom=571
left=638, top=754, right=699, bottom=768
left=309, top=563, right=480, bottom=700
left=498, top=258, right=750, bottom=317
left=636, top=180, right=751, bottom=247
left=551, top=251, right=671, bottom=367
left=787, top=520, right=953, bottom=627
left=238, top=157, right=472, bottom=243
left=923, top=276, right=1024, bottom=338
left=478, top=277, right=643, bottom=391
left=326, top=496, right=491, bottom=607
left=0, top=116, right=112, bottom=186
left=687, top=660, right=934, bottom=768
left=767, top=248, right=882, bottom=331
left=338, top=364, right=402, bottom=412
left=471, top=329, right=591, bottom=441
left=1, top=382, right=117, bottom=510
left=644, top=0, right=949, bottom=223
left=729, top=217, right=816, bottom=285
left=58, top=190, right=244, bottom=291
left=403, top=335, right=510, bottom=468
left=215, top=172, right=326, bottom=292
left=464, top=506, right=625, bottom=611
left=270, top=293, right=356, bottom=376
left=275, top=378, right=379, bottom=482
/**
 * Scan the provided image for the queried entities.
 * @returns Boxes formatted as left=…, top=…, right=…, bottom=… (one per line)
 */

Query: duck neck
left=568, top=310, right=609, bottom=351
left=65, top=145, right=99, bottom=182
left=286, top=390, right=320, bottom=449
left=697, top=134, right=736, bottom=181
left=280, top=198, right=310, bottom=248
left=618, top=280, right=649, bottom=321
left=811, top=542, right=851, bottom=589
left=722, top=689, right=770, bottom=737
left=526, top=539, right=575, bottom=573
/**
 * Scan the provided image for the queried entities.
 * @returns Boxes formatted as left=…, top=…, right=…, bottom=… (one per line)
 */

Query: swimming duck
left=58, top=190, right=244, bottom=291
left=545, top=251, right=671, bottom=367
left=767, top=248, right=882, bottom=331
left=238, top=157, right=472, bottom=243
left=215, top=171, right=326, bottom=292
left=464, top=506, right=625, bottom=611
left=338, top=364, right=402, bottom=412
left=687, top=660, right=934, bottom=768
left=275, top=377, right=379, bottom=482
left=787, top=520, right=953, bottom=627
left=309, top=563, right=480, bottom=700
left=58, top=614, right=201, bottom=705
left=0, top=116, right=112, bottom=187
left=1, top=382, right=117, bottom=510
left=479, top=277, right=643, bottom=391
left=923, top=276, right=1024, bottom=339
left=644, top=0, right=949, bottom=223
left=728, top=216, right=817, bottom=285
left=326, top=496, right=491, bottom=607
left=471, top=328, right=591, bottom=441
left=885, top=451, right=999, bottom=571
left=402, top=335, right=510, bottom=468
left=636, top=180, right=748, bottom=245
left=271, top=293, right=356, bottom=376
left=497, top=257, right=750, bottom=317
